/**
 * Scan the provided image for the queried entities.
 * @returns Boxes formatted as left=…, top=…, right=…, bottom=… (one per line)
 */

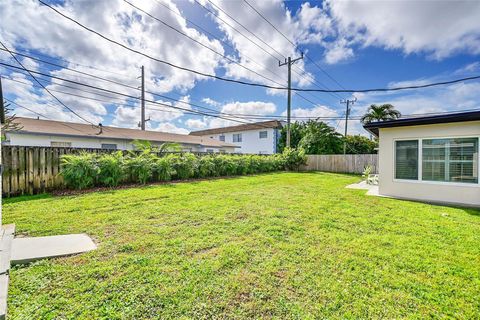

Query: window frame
left=50, top=141, right=72, bottom=147
left=392, top=136, right=480, bottom=187
left=233, top=133, right=242, bottom=143
left=101, top=143, right=118, bottom=150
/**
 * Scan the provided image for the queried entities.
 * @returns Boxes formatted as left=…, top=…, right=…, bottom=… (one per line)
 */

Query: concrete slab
left=345, top=180, right=371, bottom=190
left=0, top=224, right=15, bottom=320
left=11, top=234, right=96, bottom=265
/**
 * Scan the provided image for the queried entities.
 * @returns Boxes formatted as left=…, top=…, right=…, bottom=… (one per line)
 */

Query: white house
left=189, top=120, right=283, bottom=154
left=364, top=111, right=480, bottom=207
left=4, top=117, right=238, bottom=153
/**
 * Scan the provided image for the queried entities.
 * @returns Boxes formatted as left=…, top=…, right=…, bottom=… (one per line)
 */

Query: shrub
left=124, top=153, right=156, bottom=184
left=168, top=153, right=197, bottom=180
left=97, top=151, right=124, bottom=187
left=282, top=148, right=307, bottom=171
left=196, top=156, right=216, bottom=178
left=154, top=157, right=176, bottom=181
left=60, top=152, right=98, bottom=189
left=60, top=149, right=308, bottom=190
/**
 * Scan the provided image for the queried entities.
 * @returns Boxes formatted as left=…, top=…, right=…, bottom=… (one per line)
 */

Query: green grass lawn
left=4, top=172, right=480, bottom=319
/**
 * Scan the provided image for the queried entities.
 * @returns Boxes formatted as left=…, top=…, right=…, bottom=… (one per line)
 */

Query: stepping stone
left=11, top=234, right=96, bottom=265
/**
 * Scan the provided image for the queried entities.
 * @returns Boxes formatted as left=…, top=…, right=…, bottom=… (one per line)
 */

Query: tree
left=344, top=135, right=378, bottom=154
left=277, top=121, right=305, bottom=152
left=1, top=101, right=22, bottom=140
left=298, top=120, right=343, bottom=154
left=360, top=104, right=401, bottom=124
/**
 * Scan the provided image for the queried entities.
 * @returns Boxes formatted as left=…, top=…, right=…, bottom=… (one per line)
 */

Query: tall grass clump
left=60, top=152, right=98, bottom=189
left=97, top=151, right=124, bottom=187
left=60, top=143, right=307, bottom=190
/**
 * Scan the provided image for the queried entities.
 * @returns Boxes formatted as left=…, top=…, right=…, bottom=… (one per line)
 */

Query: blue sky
left=1, top=0, right=479, bottom=135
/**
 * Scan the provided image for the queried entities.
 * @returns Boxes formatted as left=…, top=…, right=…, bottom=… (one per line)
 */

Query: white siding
left=4, top=133, right=236, bottom=153
left=378, top=121, right=480, bottom=207
left=201, top=128, right=279, bottom=154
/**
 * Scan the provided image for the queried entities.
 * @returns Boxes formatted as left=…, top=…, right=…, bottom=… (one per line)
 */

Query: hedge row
left=60, top=148, right=307, bottom=190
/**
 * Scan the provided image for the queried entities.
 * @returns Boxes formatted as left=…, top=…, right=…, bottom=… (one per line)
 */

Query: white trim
left=393, top=178, right=479, bottom=188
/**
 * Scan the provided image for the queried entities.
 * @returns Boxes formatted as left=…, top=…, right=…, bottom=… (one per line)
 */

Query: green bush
left=168, top=153, right=197, bottom=180
left=154, top=157, right=176, bottom=181
left=97, top=151, right=124, bottom=187
left=196, top=156, right=216, bottom=178
left=60, top=148, right=308, bottom=190
left=60, top=152, right=98, bottom=189
left=282, top=147, right=307, bottom=171
left=124, top=153, right=156, bottom=184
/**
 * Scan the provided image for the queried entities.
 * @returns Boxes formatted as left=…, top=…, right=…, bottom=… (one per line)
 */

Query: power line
left=124, top=0, right=284, bottom=88
left=4, top=72, right=479, bottom=122
left=193, top=0, right=340, bottom=104
left=241, top=0, right=347, bottom=94
left=37, top=0, right=289, bottom=92
left=37, top=0, right=478, bottom=94
left=0, top=62, right=276, bottom=127
left=0, top=41, right=96, bottom=125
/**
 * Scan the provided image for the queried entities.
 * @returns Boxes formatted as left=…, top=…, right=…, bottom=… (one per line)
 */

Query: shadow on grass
left=3, top=193, right=52, bottom=204
left=463, top=207, right=480, bottom=216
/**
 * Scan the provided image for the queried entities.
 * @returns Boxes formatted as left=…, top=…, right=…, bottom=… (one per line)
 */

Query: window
left=51, top=141, right=72, bottom=147
left=422, top=138, right=478, bottom=183
left=233, top=133, right=242, bottom=142
left=395, top=140, right=418, bottom=180
left=259, top=131, right=268, bottom=139
left=206, top=149, right=214, bottom=153
left=219, top=135, right=225, bottom=142
left=101, top=143, right=117, bottom=150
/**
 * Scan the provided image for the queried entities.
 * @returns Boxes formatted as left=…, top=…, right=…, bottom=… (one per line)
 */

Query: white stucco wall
left=200, top=128, right=279, bottom=154
left=4, top=133, right=236, bottom=153
left=378, top=121, right=480, bottom=206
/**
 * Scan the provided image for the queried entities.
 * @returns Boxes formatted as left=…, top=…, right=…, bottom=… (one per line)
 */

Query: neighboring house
left=3, top=117, right=238, bottom=153
left=364, top=110, right=480, bottom=207
left=189, top=120, right=283, bottom=154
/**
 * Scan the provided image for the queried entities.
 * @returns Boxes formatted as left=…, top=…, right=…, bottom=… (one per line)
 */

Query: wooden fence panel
left=303, top=154, right=378, bottom=174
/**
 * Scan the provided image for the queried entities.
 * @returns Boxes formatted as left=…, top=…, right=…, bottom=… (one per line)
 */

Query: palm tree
left=360, top=104, right=401, bottom=124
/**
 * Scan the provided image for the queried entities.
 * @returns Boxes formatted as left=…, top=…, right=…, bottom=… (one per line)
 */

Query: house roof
left=363, top=110, right=480, bottom=136
left=8, top=117, right=237, bottom=148
left=189, top=120, right=283, bottom=136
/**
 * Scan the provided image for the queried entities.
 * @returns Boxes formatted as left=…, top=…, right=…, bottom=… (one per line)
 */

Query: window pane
left=395, top=140, right=418, bottom=180
left=422, top=138, right=478, bottom=183
left=101, top=144, right=117, bottom=150
left=219, top=135, right=225, bottom=142
left=233, top=134, right=242, bottom=142
left=259, top=131, right=268, bottom=139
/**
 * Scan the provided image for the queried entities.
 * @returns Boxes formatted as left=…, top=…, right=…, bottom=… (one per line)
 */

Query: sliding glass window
left=422, top=138, right=478, bottom=183
left=395, top=140, right=419, bottom=180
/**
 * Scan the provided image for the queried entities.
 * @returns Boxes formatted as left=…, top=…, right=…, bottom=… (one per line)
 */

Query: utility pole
left=340, top=97, right=357, bottom=154
left=140, top=65, right=146, bottom=130
left=0, top=77, right=5, bottom=125
left=279, top=53, right=303, bottom=148
left=0, top=77, right=4, bottom=226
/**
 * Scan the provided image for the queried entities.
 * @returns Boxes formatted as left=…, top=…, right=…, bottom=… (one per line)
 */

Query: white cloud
left=287, top=104, right=338, bottom=119
left=0, top=0, right=224, bottom=123
left=220, top=101, right=276, bottom=115
left=327, top=0, right=480, bottom=60
left=154, top=122, right=189, bottom=134
left=185, top=119, right=207, bottom=129
left=201, top=97, right=221, bottom=107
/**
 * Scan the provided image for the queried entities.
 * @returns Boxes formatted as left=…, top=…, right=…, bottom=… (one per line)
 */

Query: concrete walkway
left=11, top=234, right=96, bottom=265
left=346, top=180, right=380, bottom=196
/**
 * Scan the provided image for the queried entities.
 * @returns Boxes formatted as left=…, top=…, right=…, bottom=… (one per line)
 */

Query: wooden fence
left=302, top=154, right=378, bottom=174
left=1, top=146, right=118, bottom=197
